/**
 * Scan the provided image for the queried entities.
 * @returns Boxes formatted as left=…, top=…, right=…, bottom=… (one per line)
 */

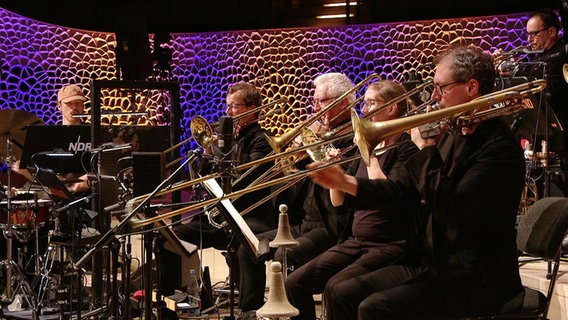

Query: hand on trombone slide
left=306, top=160, right=358, bottom=197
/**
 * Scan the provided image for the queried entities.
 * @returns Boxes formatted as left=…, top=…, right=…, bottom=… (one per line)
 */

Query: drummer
left=12, top=84, right=90, bottom=194
left=57, top=84, right=87, bottom=126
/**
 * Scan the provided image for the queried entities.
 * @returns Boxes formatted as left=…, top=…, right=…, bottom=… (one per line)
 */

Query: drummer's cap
left=57, top=85, right=87, bottom=105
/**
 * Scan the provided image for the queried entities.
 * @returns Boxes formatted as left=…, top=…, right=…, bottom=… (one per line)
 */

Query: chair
left=488, top=197, right=568, bottom=319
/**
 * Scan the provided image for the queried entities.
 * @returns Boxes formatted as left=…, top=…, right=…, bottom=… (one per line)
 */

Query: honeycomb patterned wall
left=0, top=6, right=530, bottom=153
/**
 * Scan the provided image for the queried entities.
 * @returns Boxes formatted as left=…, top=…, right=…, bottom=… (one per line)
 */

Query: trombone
left=233, top=73, right=379, bottom=187
left=128, top=80, right=546, bottom=228
left=319, top=79, right=435, bottom=142
left=126, top=80, right=547, bottom=228
left=353, top=79, right=548, bottom=165
left=163, top=97, right=287, bottom=167
left=129, top=153, right=360, bottom=228
left=263, top=73, right=380, bottom=154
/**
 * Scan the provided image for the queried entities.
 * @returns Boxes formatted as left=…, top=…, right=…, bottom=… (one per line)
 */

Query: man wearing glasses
left=235, top=72, right=357, bottom=320
left=173, top=82, right=276, bottom=250
left=525, top=9, right=568, bottom=193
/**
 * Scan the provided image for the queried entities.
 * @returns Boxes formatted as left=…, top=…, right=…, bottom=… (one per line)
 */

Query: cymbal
left=0, top=109, right=44, bottom=161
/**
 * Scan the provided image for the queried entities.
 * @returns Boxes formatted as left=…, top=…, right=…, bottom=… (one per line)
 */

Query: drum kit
left=0, top=109, right=74, bottom=316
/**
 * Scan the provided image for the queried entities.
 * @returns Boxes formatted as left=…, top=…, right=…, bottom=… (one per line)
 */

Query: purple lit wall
left=0, top=6, right=529, bottom=147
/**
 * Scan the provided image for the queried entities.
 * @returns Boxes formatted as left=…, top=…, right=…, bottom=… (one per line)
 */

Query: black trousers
left=326, top=263, right=513, bottom=320
left=326, top=264, right=439, bottom=320
left=285, top=238, right=406, bottom=320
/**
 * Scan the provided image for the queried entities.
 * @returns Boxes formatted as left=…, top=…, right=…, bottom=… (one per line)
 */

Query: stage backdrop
left=0, top=6, right=531, bottom=157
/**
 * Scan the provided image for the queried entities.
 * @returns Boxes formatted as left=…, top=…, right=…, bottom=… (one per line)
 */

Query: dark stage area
left=0, top=0, right=562, bottom=33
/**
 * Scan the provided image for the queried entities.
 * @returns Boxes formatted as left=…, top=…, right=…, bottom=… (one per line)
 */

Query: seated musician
left=12, top=84, right=90, bottom=194
left=172, top=82, right=277, bottom=249
left=236, top=72, right=357, bottom=320
left=285, top=80, right=421, bottom=320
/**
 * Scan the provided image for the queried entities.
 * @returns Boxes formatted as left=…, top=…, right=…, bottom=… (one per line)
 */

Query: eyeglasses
left=226, top=103, right=247, bottom=110
left=432, top=81, right=465, bottom=96
left=526, top=27, right=550, bottom=38
left=309, top=96, right=338, bottom=106
left=363, top=99, right=386, bottom=108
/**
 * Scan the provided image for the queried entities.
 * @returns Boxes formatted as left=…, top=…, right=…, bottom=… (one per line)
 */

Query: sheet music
left=202, top=178, right=261, bottom=254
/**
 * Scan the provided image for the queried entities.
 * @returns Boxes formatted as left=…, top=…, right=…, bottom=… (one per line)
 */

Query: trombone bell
left=353, top=79, right=547, bottom=166
left=190, top=115, right=215, bottom=149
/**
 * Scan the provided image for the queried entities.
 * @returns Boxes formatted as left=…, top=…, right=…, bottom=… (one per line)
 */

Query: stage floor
left=2, top=256, right=565, bottom=319
left=519, top=259, right=568, bottom=320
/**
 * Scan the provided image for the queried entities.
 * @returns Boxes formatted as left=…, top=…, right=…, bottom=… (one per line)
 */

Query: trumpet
left=353, top=79, right=548, bottom=165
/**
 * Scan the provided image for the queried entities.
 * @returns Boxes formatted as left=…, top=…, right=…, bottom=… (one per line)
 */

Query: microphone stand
left=217, top=149, right=237, bottom=320
left=1, top=138, right=40, bottom=320
left=73, top=149, right=202, bottom=320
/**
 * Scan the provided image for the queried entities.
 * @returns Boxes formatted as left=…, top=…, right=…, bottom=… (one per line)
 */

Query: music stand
left=201, top=178, right=269, bottom=320
left=202, top=178, right=269, bottom=261
left=33, top=168, right=74, bottom=202
left=496, top=77, right=562, bottom=145
left=20, top=125, right=92, bottom=174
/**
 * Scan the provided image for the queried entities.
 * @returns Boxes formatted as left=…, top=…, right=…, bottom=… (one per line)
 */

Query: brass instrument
left=128, top=153, right=360, bottom=228
left=563, top=63, right=568, bottom=83
left=264, top=73, right=380, bottom=153
left=493, top=46, right=526, bottom=68
left=353, top=79, right=548, bottom=165
left=164, top=97, right=287, bottom=167
left=124, top=130, right=353, bottom=220
left=127, top=79, right=547, bottom=229
left=320, top=79, right=435, bottom=141
left=189, top=115, right=214, bottom=148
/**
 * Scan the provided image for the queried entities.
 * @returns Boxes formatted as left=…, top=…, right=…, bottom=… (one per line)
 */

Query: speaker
left=132, top=152, right=164, bottom=196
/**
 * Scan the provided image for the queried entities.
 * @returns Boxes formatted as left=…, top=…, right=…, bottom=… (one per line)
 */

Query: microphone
left=216, top=116, right=234, bottom=194
left=55, top=193, right=97, bottom=214
left=90, top=142, right=132, bottom=153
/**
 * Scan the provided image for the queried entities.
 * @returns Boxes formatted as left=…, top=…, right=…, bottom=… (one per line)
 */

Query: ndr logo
left=68, top=136, right=92, bottom=151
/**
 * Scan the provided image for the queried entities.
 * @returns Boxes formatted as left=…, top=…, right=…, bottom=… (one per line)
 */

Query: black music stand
left=496, top=77, right=562, bottom=145
left=20, top=125, right=92, bottom=175
left=201, top=178, right=269, bottom=320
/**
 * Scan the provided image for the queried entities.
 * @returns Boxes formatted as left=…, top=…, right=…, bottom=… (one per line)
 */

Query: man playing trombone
left=173, top=82, right=276, bottom=249
left=236, top=72, right=358, bottom=319
left=285, top=80, right=421, bottom=320
left=308, top=45, right=526, bottom=319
